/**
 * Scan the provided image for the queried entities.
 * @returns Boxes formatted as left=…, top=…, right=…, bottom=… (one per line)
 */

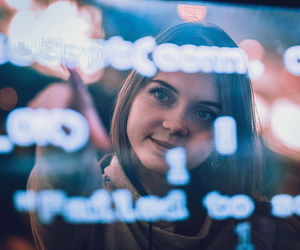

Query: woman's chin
left=141, top=156, right=170, bottom=175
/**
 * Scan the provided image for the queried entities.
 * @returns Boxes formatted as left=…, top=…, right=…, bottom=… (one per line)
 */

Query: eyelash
left=148, top=87, right=174, bottom=104
left=194, top=110, right=217, bottom=123
left=148, top=86, right=218, bottom=124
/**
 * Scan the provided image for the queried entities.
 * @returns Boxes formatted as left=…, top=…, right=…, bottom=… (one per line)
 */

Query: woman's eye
left=196, top=110, right=215, bottom=122
left=149, top=87, right=172, bottom=103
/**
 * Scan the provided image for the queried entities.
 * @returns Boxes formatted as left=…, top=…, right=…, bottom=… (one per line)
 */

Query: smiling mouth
left=149, top=137, right=175, bottom=150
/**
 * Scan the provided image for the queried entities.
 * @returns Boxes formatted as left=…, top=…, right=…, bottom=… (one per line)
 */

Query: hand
left=28, top=68, right=111, bottom=152
left=68, top=68, right=111, bottom=151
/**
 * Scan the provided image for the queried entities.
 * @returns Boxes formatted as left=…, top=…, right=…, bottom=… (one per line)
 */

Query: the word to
left=271, top=194, right=300, bottom=218
left=213, top=116, right=237, bottom=155
left=5, top=107, right=89, bottom=152
left=203, top=191, right=255, bottom=220
left=14, top=189, right=188, bottom=224
left=235, top=222, right=254, bottom=250
left=165, top=147, right=190, bottom=185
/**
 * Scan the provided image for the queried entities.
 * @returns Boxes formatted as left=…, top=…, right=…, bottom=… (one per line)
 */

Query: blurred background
left=0, top=0, right=300, bottom=249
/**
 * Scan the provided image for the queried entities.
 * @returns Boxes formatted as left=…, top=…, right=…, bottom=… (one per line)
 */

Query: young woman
left=28, top=23, right=299, bottom=250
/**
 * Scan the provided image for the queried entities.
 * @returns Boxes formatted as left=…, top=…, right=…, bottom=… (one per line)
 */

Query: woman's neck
left=136, top=164, right=172, bottom=197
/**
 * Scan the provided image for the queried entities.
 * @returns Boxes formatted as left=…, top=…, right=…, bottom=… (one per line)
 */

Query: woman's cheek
left=186, top=132, right=214, bottom=170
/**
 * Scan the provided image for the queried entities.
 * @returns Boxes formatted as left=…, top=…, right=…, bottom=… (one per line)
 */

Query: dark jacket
left=28, top=153, right=300, bottom=250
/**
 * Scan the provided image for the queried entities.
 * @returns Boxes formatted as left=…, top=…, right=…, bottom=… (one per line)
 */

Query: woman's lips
left=149, top=137, right=175, bottom=151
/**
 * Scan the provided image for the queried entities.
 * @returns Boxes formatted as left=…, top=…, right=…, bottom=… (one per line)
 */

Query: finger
left=68, top=68, right=91, bottom=110
left=67, top=68, right=112, bottom=151
left=68, top=68, right=84, bottom=91
left=28, top=83, right=71, bottom=109
left=84, top=106, right=112, bottom=151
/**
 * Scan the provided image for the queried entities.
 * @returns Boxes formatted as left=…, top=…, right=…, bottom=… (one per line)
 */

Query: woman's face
left=127, top=71, right=221, bottom=174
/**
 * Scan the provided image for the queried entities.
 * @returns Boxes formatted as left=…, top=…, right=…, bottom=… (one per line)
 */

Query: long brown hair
left=110, top=22, right=264, bottom=199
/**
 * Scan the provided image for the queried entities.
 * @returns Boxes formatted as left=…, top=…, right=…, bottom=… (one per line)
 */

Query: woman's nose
left=162, top=110, right=190, bottom=137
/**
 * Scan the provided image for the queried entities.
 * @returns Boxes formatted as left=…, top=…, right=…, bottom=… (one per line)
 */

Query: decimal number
left=5, top=107, right=89, bottom=152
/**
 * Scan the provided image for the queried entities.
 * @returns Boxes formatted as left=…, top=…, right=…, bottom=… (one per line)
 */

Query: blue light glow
left=135, top=190, right=189, bottom=222
left=153, top=43, right=180, bottom=72
left=6, top=40, right=35, bottom=67
left=284, top=46, right=300, bottom=76
left=6, top=0, right=32, bottom=10
left=165, top=147, right=190, bottom=185
left=131, top=36, right=157, bottom=77
left=248, top=59, right=265, bottom=80
left=271, top=194, right=294, bottom=218
left=135, top=195, right=165, bottom=221
left=6, top=107, right=36, bottom=147
left=213, top=116, right=237, bottom=155
left=112, top=189, right=135, bottom=222
left=0, top=135, right=14, bottom=154
left=179, top=44, right=201, bottom=73
left=0, top=33, right=8, bottom=65
left=161, top=189, right=189, bottom=221
left=203, top=191, right=254, bottom=220
left=106, top=36, right=133, bottom=70
left=235, top=222, right=254, bottom=250
left=5, top=107, right=90, bottom=152
left=231, top=194, right=255, bottom=219
left=15, top=189, right=300, bottom=223
left=48, top=108, right=90, bottom=152
left=203, top=191, right=231, bottom=220
left=13, top=190, right=36, bottom=212
left=36, top=190, right=66, bottom=224
left=63, top=189, right=115, bottom=224
left=1, top=30, right=249, bottom=77
left=15, top=189, right=188, bottom=224
left=294, top=195, right=300, bottom=216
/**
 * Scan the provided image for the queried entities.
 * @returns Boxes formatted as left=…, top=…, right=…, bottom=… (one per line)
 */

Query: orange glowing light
left=0, top=87, right=18, bottom=111
left=279, top=68, right=300, bottom=94
left=78, top=5, right=104, bottom=39
left=238, top=39, right=264, bottom=61
left=177, top=4, right=207, bottom=23
left=6, top=1, right=104, bottom=84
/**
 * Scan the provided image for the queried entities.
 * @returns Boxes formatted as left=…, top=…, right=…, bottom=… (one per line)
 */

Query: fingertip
left=92, top=134, right=112, bottom=152
left=68, top=68, right=87, bottom=96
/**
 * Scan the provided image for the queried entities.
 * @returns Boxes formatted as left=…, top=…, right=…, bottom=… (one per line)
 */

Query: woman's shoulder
left=251, top=200, right=300, bottom=249
left=98, top=153, right=115, bottom=174
left=204, top=200, right=300, bottom=249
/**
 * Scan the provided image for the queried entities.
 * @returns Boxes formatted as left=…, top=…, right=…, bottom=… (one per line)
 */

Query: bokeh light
left=5, top=0, right=32, bottom=10
left=7, top=2, right=90, bottom=69
left=0, top=87, right=18, bottom=111
left=254, top=95, right=270, bottom=133
left=271, top=194, right=294, bottom=217
left=166, top=147, right=189, bottom=185
left=239, top=39, right=264, bottom=61
left=271, top=99, right=300, bottom=150
left=6, top=1, right=105, bottom=83
left=0, top=135, right=14, bottom=154
left=177, top=4, right=207, bottom=23
left=0, top=33, right=8, bottom=65
left=213, top=116, right=237, bottom=155
left=248, top=59, right=265, bottom=80
left=279, top=68, right=300, bottom=94
left=283, top=45, right=300, bottom=77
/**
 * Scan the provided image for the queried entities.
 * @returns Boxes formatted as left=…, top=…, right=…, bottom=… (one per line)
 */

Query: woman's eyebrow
left=149, top=79, right=221, bottom=110
left=196, top=101, right=222, bottom=110
left=149, top=80, right=178, bottom=93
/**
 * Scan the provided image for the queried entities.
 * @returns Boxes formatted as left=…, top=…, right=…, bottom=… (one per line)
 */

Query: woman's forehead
left=150, top=71, right=220, bottom=102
